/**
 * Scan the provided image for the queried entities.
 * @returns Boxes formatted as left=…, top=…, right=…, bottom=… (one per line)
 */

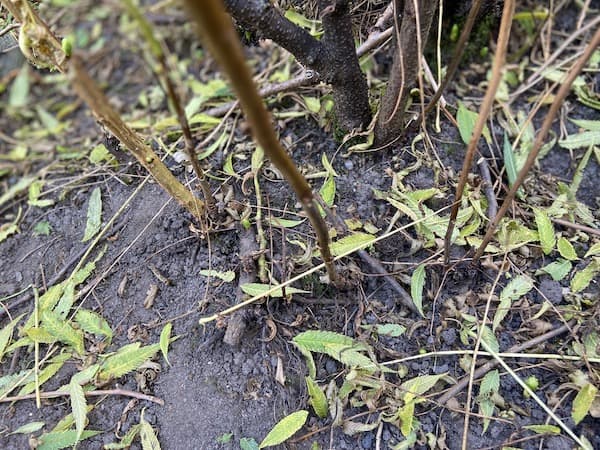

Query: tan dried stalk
left=2, top=0, right=204, bottom=219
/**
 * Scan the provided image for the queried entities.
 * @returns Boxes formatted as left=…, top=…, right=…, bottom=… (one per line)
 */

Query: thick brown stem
left=224, top=0, right=370, bottom=131
left=375, top=0, right=437, bottom=145
left=184, top=0, right=337, bottom=283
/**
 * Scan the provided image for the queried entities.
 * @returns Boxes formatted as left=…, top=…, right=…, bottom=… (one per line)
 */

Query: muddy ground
left=1, top=2, right=599, bottom=450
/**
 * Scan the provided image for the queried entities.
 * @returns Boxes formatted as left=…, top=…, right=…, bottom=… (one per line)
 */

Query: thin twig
left=443, top=0, right=515, bottom=264
left=473, top=26, right=600, bottom=262
left=437, top=321, right=573, bottom=405
left=0, top=388, right=164, bottom=405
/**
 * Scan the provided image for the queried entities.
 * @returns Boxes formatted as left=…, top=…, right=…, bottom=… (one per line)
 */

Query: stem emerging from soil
left=184, top=0, right=337, bottom=283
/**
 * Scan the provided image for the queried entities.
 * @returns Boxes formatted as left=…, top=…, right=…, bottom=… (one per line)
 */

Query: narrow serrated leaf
left=160, top=323, right=172, bottom=366
left=259, top=410, right=308, bottom=448
left=140, top=413, right=161, bottom=450
left=98, top=343, right=160, bottom=382
left=493, top=276, right=533, bottom=330
left=479, top=370, right=500, bottom=396
left=9, top=421, right=45, bottom=435
left=535, top=259, right=572, bottom=281
left=0, top=313, right=25, bottom=362
left=571, top=259, right=600, bottom=293
left=533, top=208, right=555, bottom=255
left=240, top=283, right=309, bottom=298
left=400, top=373, right=446, bottom=401
left=75, top=309, right=112, bottom=342
left=82, top=187, right=102, bottom=242
left=330, top=232, right=375, bottom=257
left=69, top=379, right=87, bottom=443
left=103, top=424, right=141, bottom=449
left=319, top=176, right=335, bottom=207
left=410, top=265, right=426, bottom=317
left=572, top=383, right=598, bottom=425
left=557, top=237, right=578, bottom=260
left=198, top=269, right=236, bottom=282
left=41, top=309, right=85, bottom=355
left=584, top=242, right=600, bottom=258
left=305, top=377, right=327, bottom=418
left=36, top=430, right=101, bottom=450
left=558, top=131, right=600, bottom=149
left=523, top=424, right=561, bottom=435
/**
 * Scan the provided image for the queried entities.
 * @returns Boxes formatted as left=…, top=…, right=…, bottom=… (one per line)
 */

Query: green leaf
left=571, top=382, right=598, bottom=425
left=82, top=187, right=102, bottom=242
left=41, top=309, right=85, bottom=355
left=259, top=410, right=308, bottom=448
left=480, top=326, right=500, bottom=353
left=69, top=379, right=87, bottom=443
left=0, top=176, right=36, bottom=208
left=319, top=176, right=335, bottom=207
left=75, top=309, right=113, bottom=342
left=33, top=221, right=52, bottom=235
left=305, top=377, right=327, bottom=418
left=330, top=232, right=375, bottom=257
left=363, top=323, right=406, bottom=337
left=240, top=437, right=260, bottom=450
left=523, top=424, right=561, bottom=435
left=292, top=330, right=377, bottom=371
left=557, top=237, right=578, bottom=261
left=398, top=401, right=415, bottom=437
left=493, top=275, right=534, bottom=331
left=400, top=373, right=446, bottom=402
left=571, top=259, right=600, bottom=293
left=558, top=131, right=600, bottom=149
left=9, top=65, right=29, bottom=107
left=584, top=242, right=600, bottom=258
left=18, top=354, right=70, bottom=396
left=410, top=265, right=426, bottom=317
left=503, top=133, right=519, bottom=189
left=140, top=412, right=161, bottom=450
left=533, top=208, right=555, bottom=255
left=321, top=153, right=338, bottom=177
left=98, top=343, right=160, bottom=382
left=0, top=313, right=25, bottom=362
left=89, top=143, right=116, bottom=166
left=479, top=370, right=500, bottom=396
left=160, top=323, right=172, bottom=366
left=456, top=102, right=491, bottom=145
left=36, top=430, right=101, bottom=450
left=240, top=283, right=309, bottom=298
left=570, top=119, right=600, bottom=131
left=103, top=424, right=141, bottom=449
left=535, top=259, right=572, bottom=281
left=199, top=269, right=236, bottom=282
left=267, top=217, right=305, bottom=228
left=9, top=421, right=45, bottom=435
left=28, top=180, right=55, bottom=207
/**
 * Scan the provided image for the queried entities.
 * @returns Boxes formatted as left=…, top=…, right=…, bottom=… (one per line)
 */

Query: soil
left=1, top=2, right=599, bottom=450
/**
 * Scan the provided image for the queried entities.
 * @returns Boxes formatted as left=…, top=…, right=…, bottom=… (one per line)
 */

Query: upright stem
left=442, top=0, right=515, bottom=264
left=184, top=0, right=337, bottom=283
left=473, top=25, right=600, bottom=263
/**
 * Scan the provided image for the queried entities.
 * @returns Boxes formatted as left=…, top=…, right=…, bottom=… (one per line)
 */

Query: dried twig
left=0, top=388, right=164, bottom=405
left=474, top=26, right=600, bottom=262
left=443, top=0, right=515, bottom=264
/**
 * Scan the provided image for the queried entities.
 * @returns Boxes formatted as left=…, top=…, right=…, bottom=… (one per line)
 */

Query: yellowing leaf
left=584, top=242, right=600, bottom=258
left=35, top=430, right=101, bottom=450
left=557, top=237, right=578, bottom=261
left=533, top=208, right=555, bottom=255
left=523, top=424, right=561, bottom=435
left=410, top=265, right=426, bottom=317
left=98, top=343, right=160, bottom=382
left=240, top=283, right=309, bottom=298
left=559, top=131, right=600, bottom=149
left=140, top=411, right=161, bottom=450
left=75, top=309, right=112, bottom=342
left=41, top=309, right=85, bottom=355
left=0, top=313, right=25, bottom=362
left=320, top=176, right=335, bottom=207
left=259, top=410, right=308, bottom=448
left=572, top=383, right=598, bottom=425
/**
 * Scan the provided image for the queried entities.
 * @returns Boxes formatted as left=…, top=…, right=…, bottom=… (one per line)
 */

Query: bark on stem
left=375, top=0, right=437, bottom=145
left=223, top=0, right=370, bottom=131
